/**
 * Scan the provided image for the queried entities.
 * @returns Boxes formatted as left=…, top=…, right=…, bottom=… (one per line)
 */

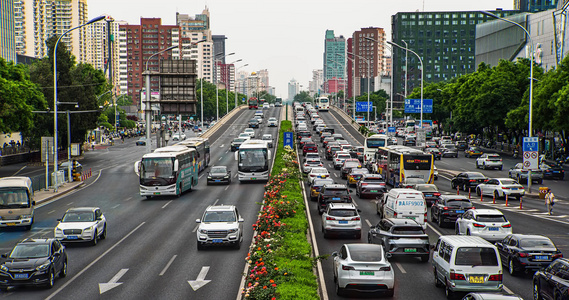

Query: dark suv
left=317, top=184, right=352, bottom=214
left=430, top=195, right=474, bottom=227
left=0, top=238, right=67, bottom=290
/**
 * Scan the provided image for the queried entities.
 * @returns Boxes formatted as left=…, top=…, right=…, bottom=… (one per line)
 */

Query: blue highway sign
left=523, top=137, right=539, bottom=152
left=404, top=99, right=433, bottom=113
left=356, top=102, right=372, bottom=112
left=284, top=132, right=293, bottom=149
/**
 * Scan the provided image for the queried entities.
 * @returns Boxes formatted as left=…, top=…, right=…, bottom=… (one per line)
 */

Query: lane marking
left=395, top=262, right=407, bottom=274
left=111, top=204, right=120, bottom=209
left=333, top=173, right=338, bottom=177
left=199, top=174, right=204, bottom=179
left=213, top=199, right=219, bottom=206
left=365, top=219, right=372, bottom=227
left=45, top=222, right=146, bottom=300
left=47, top=210, right=56, bottom=214
left=125, top=197, right=133, bottom=202
left=66, top=202, right=74, bottom=206
left=220, top=144, right=225, bottom=148
left=162, top=200, right=173, bottom=209
left=219, top=157, right=222, bottom=161
left=225, top=185, right=230, bottom=190
left=159, top=255, right=178, bottom=276
left=192, top=224, right=199, bottom=232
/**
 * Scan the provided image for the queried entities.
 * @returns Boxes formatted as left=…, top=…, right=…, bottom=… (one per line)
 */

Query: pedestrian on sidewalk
left=545, top=188, right=555, bottom=215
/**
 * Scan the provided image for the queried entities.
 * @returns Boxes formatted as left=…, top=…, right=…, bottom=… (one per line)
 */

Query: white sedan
left=243, top=128, right=255, bottom=138
left=267, top=117, right=278, bottom=127
left=54, top=207, right=107, bottom=246
left=171, top=132, right=187, bottom=141
left=476, top=178, right=525, bottom=200
left=332, top=243, right=394, bottom=297
left=307, top=167, right=330, bottom=184
left=455, top=209, right=512, bottom=242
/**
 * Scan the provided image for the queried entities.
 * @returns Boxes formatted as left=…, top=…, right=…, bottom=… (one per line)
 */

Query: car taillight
left=393, top=212, right=397, bottom=217
left=342, top=265, right=355, bottom=270
left=469, top=179, right=476, bottom=182
left=304, top=164, right=309, bottom=166
left=443, top=207, right=449, bottom=210
left=502, top=223, right=511, bottom=228
left=310, top=174, right=315, bottom=177
left=518, top=253, right=528, bottom=258
left=379, top=266, right=391, bottom=271
left=501, top=187, right=510, bottom=190
left=326, top=216, right=336, bottom=220
left=319, top=164, right=323, bottom=167
left=488, top=274, right=502, bottom=281
left=351, top=217, right=361, bottom=221
left=450, top=272, right=465, bottom=280
left=553, top=253, right=563, bottom=259
left=433, top=193, right=441, bottom=196
left=473, top=223, right=486, bottom=228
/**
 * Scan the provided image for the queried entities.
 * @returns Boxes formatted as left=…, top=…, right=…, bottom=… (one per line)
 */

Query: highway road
left=303, top=108, right=569, bottom=300
left=0, top=107, right=281, bottom=299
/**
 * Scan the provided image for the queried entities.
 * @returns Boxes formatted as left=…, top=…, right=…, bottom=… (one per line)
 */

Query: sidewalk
left=34, top=179, right=88, bottom=205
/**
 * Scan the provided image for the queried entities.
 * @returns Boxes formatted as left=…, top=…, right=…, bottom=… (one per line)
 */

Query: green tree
left=294, top=91, right=313, bottom=103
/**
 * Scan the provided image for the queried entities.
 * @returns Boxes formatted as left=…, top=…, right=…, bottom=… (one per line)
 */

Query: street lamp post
left=345, top=54, right=356, bottom=120
left=214, top=52, right=235, bottom=122
left=227, top=59, right=242, bottom=114
left=364, top=37, right=394, bottom=126
left=402, top=40, right=408, bottom=98
left=144, top=44, right=178, bottom=154
left=53, top=15, right=104, bottom=190
left=481, top=10, right=535, bottom=192
left=234, top=64, right=249, bottom=108
left=348, top=52, right=370, bottom=127
left=388, top=41, right=423, bottom=130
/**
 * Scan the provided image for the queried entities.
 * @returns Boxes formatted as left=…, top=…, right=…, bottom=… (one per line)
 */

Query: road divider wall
left=241, top=120, right=318, bottom=300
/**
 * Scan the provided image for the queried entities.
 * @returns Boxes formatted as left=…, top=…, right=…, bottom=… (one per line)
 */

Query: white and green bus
left=316, top=96, right=330, bottom=111
left=136, top=145, right=198, bottom=199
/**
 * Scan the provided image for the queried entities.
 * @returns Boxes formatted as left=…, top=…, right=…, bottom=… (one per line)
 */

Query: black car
left=356, top=174, right=387, bottom=199
left=349, top=146, right=365, bottom=162
left=367, top=218, right=430, bottom=262
left=496, top=234, right=562, bottom=276
left=424, top=148, right=442, bottom=160
left=541, top=163, right=565, bottom=180
left=0, top=238, right=67, bottom=290
left=230, top=138, right=247, bottom=151
left=414, top=183, right=440, bottom=206
left=430, top=195, right=474, bottom=227
left=533, top=258, right=569, bottom=300
left=340, top=160, right=361, bottom=179
left=136, top=137, right=147, bottom=146
left=456, top=140, right=468, bottom=151
left=248, top=118, right=260, bottom=128
left=206, top=166, right=232, bottom=185
left=450, top=172, right=488, bottom=191
left=317, top=184, right=352, bottom=215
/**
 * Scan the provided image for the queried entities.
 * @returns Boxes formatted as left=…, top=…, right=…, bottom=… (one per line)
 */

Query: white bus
left=0, top=177, right=35, bottom=230
left=136, top=145, right=198, bottom=199
left=363, top=134, right=389, bottom=163
left=316, top=97, right=330, bottom=111
left=235, top=139, right=272, bottom=182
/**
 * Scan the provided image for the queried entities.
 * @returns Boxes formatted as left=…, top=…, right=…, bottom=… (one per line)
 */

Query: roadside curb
left=201, top=106, right=247, bottom=139
left=35, top=181, right=86, bottom=205
left=330, top=106, right=363, bottom=134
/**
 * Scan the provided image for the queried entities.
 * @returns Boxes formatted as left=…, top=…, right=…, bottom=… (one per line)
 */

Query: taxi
left=465, top=146, right=484, bottom=158
left=347, top=168, right=369, bottom=186
left=310, top=178, right=334, bottom=201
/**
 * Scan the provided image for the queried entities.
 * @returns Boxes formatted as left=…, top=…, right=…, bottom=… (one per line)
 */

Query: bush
left=242, top=120, right=318, bottom=300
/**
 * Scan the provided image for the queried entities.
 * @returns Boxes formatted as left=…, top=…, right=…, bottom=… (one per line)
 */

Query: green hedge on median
left=241, top=120, right=319, bottom=300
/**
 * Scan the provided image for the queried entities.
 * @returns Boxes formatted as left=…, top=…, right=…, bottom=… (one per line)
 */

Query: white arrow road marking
left=220, top=144, right=224, bottom=148
left=188, top=266, right=211, bottom=291
left=99, top=268, right=128, bottom=294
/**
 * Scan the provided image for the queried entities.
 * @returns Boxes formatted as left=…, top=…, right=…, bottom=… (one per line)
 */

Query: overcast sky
left=89, top=0, right=513, bottom=98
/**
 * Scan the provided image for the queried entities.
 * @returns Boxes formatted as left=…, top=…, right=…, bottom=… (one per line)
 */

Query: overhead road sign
left=404, top=99, right=433, bottom=113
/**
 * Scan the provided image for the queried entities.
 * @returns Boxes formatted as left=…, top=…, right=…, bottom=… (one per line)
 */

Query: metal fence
left=29, top=169, right=70, bottom=192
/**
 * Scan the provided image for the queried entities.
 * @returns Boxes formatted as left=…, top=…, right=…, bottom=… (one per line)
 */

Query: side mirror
left=1, top=254, right=7, bottom=258
left=31, top=201, right=36, bottom=206
left=195, top=219, right=201, bottom=223
left=430, top=244, right=436, bottom=250
left=349, top=190, right=353, bottom=193
left=331, top=251, right=338, bottom=257
left=357, top=209, right=362, bottom=213
left=173, top=160, right=179, bottom=172
left=238, top=218, right=244, bottom=223
left=57, top=219, right=62, bottom=222
left=234, top=152, right=238, bottom=161
left=96, top=217, right=103, bottom=221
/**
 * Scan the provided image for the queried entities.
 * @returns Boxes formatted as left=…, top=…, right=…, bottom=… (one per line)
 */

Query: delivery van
left=376, top=188, right=427, bottom=228
left=0, top=177, right=35, bottom=230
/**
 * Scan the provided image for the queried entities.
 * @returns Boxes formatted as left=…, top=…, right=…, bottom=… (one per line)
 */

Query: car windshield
left=476, top=214, right=507, bottom=223
left=234, top=138, right=246, bottom=143
left=262, top=136, right=272, bottom=140
left=311, top=169, right=327, bottom=174
left=314, top=179, right=334, bottom=187
left=392, top=226, right=424, bottom=234
left=323, top=188, right=349, bottom=195
left=203, top=211, right=236, bottom=222
left=62, top=211, right=95, bottom=222
left=0, top=189, right=30, bottom=208
left=447, top=200, right=472, bottom=207
left=467, top=173, right=486, bottom=179
left=520, top=238, right=556, bottom=248
left=455, top=247, right=499, bottom=266
left=349, top=247, right=383, bottom=262
left=345, top=162, right=360, bottom=168
left=415, top=185, right=438, bottom=192
left=210, top=167, right=227, bottom=173
left=499, top=179, right=518, bottom=185
left=329, top=209, right=357, bottom=217
left=363, top=178, right=383, bottom=183
left=9, top=244, right=50, bottom=259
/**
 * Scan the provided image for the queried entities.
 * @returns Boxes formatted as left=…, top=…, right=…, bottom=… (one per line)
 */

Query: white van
left=432, top=235, right=503, bottom=297
left=0, top=177, right=35, bottom=230
left=376, top=188, right=426, bottom=228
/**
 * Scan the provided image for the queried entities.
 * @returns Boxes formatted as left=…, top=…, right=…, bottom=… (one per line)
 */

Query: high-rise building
left=0, top=0, right=16, bottom=62
left=14, top=0, right=89, bottom=62
left=288, top=78, right=299, bottom=101
left=515, top=0, right=559, bottom=12
left=256, top=69, right=269, bottom=91
left=323, top=30, right=345, bottom=93
left=215, top=62, right=235, bottom=91
left=86, top=18, right=128, bottom=95
left=212, top=35, right=226, bottom=63
left=121, top=18, right=177, bottom=106
left=352, top=27, right=387, bottom=95
left=309, top=69, right=323, bottom=97
left=174, top=8, right=214, bottom=82
left=391, top=10, right=519, bottom=109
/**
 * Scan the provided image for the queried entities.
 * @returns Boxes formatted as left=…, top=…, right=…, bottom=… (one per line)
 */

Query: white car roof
left=310, top=167, right=328, bottom=173
left=470, top=209, right=504, bottom=216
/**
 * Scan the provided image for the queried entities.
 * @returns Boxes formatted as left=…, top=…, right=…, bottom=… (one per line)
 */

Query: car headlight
left=207, top=176, right=212, bottom=179
left=20, top=214, right=33, bottom=219
left=228, top=228, right=238, bottom=233
left=199, top=229, right=208, bottom=234
left=55, top=227, right=63, bottom=233
left=36, top=263, right=50, bottom=271
left=84, top=225, right=94, bottom=232
left=0, top=265, right=8, bottom=272
left=224, top=175, right=229, bottom=178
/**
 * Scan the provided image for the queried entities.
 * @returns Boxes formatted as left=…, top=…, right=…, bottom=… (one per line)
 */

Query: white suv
left=321, top=203, right=362, bottom=239
left=196, top=205, right=244, bottom=250
left=476, top=154, right=503, bottom=170
left=455, top=209, right=512, bottom=242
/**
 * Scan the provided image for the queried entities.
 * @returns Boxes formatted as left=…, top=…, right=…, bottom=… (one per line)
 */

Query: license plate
left=511, top=188, right=517, bottom=190
left=425, top=194, right=432, bottom=197
left=14, top=273, right=28, bottom=279
left=455, top=210, right=465, bottom=213
left=553, top=171, right=560, bottom=173
left=251, top=178, right=256, bottom=180
left=215, top=180, right=221, bottom=182
left=534, top=255, right=549, bottom=261
left=405, top=216, right=416, bottom=220
left=469, top=276, right=484, bottom=284
left=488, top=227, right=499, bottom=231
left=67, top=235, right=78, bottom=240
left=404, top=248, right=417, bottom=253
left=339, top=220, right=348, bottom=224
left=212, top=239, right=223, bottom=243
left=153, top=192, right=160, bottom=195
left=319, top=175, right=325, bottom=178
left=360, top=271, right=374, bottom=276
left=370, top=190, right=378, bottom=193
left=6, top=223, right=17, bottom=226
left=332, top=197, right=341, bottom=200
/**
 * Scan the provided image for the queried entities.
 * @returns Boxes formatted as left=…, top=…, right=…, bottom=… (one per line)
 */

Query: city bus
left=248, top=97, right=259, bottom=109
left=316, top=96, right=330, bottom=111
left=363, top=134, right=389, bottom=163
left=136, top=145, right=198, bottom=199
left=234, top=139, right=272, bottom=182
left=0, top=177, right=35, bottom=230
left=373, top=145, right=434, bottom=187
left=175, top=137, right=210, bottom=173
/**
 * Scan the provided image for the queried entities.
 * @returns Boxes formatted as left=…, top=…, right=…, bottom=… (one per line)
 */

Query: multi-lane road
left=1, top=105, right=568, bottom=299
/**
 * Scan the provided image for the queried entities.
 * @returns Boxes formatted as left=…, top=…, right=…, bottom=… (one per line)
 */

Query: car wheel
left=494, top=191, right=500, bottom=200
left=438, top=215, right=444, bottom=228
left=197, top=241, right=204, bottom=250
left=466, top=229, right=471, bottom=236
left=335, top=281, right=344, bottom=296
left=451, top=181, right=456, bottom=189
left=434, top=269, right=443, bottom=288
left=431, top=210, right=436, bottom=222
left=534, top=281, right=542, bottom=300
left=45, top=268, right=55, bottom=289
left=455, top=225, right=460, bottom=235
left=508, top=258, right=517, bottom=276
left=91, top=232, right=98, bottom=246
left=60, top=260, right=67, bottom=278
left=445, top=281, right=454, bottom=299
left=101, top=225, right=107, bottom=240
left=234, top=240, right=241, bottom=250
left=355, top=232, right=361, bottom=239
left=499, top=166, right=503, bottom=171
left=476, top=187, right=481, bottom=196
left=476, top=162, right=479, bottom=169
left=538, top=179, right=543, bottom=184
